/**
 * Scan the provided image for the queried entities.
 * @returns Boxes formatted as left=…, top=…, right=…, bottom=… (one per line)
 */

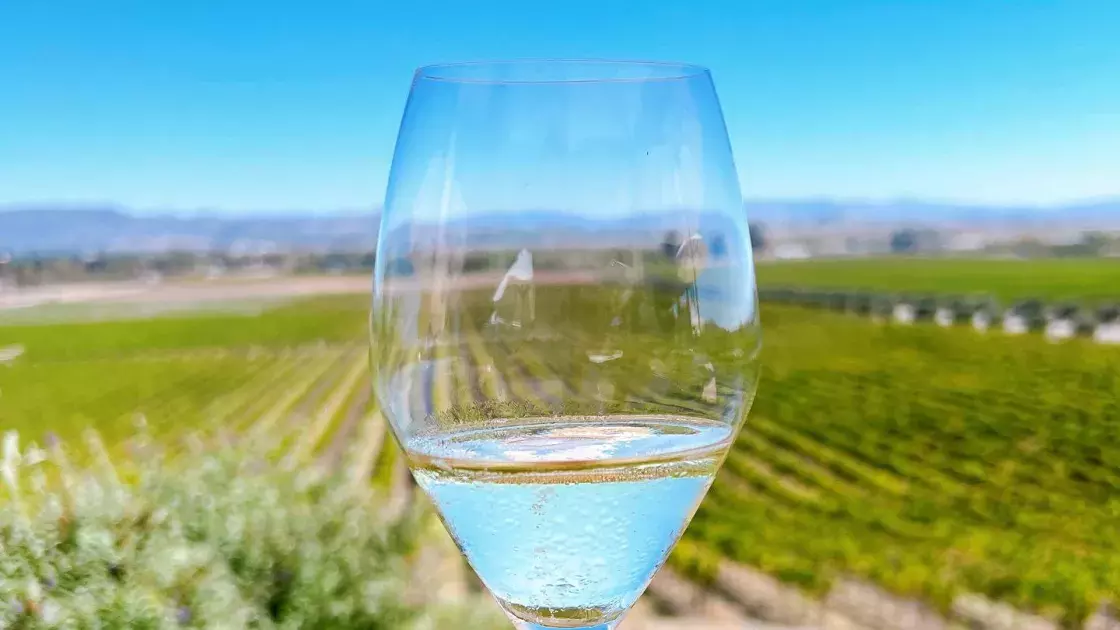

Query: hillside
left=4, top=198, right=1119, bottom=256
left=0, top=205, right=378, bottom=254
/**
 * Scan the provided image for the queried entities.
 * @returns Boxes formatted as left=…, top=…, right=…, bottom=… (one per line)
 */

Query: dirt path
left=622, top=601, right=815, bottom=630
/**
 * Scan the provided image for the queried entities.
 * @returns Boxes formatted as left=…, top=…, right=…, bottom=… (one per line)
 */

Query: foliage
left=889, top=229, right=918, bottom=253
left=0, top=431, right=502, bottom=629
left=756, top=257, right=1120, bottom=303
left=676, top=304, right=1120, bottom=626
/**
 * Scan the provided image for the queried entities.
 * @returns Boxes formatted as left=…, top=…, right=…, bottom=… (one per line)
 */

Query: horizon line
left=1, top=195, right=1118, bottom=218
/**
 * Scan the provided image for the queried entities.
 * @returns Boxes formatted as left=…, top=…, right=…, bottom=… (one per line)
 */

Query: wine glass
left=371, top=60, right=760, bottom=630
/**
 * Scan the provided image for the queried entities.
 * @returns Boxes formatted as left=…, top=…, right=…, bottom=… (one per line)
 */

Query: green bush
left=0, top=432, right=501, bottom=630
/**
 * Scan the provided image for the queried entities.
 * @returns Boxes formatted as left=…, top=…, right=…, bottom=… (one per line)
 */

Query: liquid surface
left=407, top=416, right=732, bottom=628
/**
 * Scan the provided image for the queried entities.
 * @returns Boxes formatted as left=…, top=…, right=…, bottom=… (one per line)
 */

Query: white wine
left=407, top=416, right=732, bottom=628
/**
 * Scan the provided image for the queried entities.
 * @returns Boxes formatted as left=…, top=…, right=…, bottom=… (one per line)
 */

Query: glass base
left=498, top=598, right=632, bottom=630
left=504, top=606, right=625, bottom=630
left=513, top=622, right=620, bottom=630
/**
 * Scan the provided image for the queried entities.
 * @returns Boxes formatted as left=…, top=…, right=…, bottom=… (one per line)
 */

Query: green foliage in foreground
left=0, top=432, right=501, bottom=630
left=756, top=257, right=1120, bottom=303
left=677, top=304, right=1120, bottom=626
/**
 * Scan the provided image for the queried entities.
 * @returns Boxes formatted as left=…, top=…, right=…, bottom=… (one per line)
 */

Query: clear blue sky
left=2, top=1, right=1118, bottom=213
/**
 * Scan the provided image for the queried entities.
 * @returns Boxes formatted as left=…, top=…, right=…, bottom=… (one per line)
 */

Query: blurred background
left=2, top=1, right=1119, bottom=628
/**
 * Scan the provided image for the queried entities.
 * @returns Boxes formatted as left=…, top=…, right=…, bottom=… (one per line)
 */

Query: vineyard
left=0, top=295, right=370, bottom=449
left=0, top=292, right=511, bottom=628
left=756, top=257, right=1120, bottom=303
left=680, top=304, right=1120, bottom=627
left=5, top=280, right=1120, bottom=628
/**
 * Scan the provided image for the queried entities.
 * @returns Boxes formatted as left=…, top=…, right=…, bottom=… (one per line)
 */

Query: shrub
left=0, top=431, right=502, bottom=629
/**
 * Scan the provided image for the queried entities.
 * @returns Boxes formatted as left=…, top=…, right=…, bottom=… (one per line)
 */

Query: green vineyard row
left=755, top=257, right=1120, bottom=304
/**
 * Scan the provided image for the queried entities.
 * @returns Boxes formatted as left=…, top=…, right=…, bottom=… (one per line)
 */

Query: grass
left=0, top=294, right=366, bottom=361
left=0, top=294, right=369, bottom=448
left=0, top=297, right=286, bottom=326
left=756, top=257, right=1120, bottom=303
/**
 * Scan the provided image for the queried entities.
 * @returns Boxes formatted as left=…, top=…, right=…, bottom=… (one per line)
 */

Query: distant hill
left=743, top=198, right=1120, bottom=230
left=0, top=205, right=378, bottom=255
left=2, top=199, right=1117, bottom=255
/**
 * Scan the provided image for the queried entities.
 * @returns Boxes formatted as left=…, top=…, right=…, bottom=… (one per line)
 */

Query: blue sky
left=2, top=1, right=1118, bottom=213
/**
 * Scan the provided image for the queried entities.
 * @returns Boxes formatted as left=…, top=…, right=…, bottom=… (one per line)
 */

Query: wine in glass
left=371, top=60, right=760, bottom=630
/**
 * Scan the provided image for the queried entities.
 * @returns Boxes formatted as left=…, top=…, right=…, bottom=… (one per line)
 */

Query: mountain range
left=0, top=205, right=378, bottom=255
left=1, top=199, right=1117, bottom=255
left=744, top=198, right=1120, bottom=229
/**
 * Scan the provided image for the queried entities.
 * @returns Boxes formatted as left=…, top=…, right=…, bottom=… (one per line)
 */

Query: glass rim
left=413, top=59, right=710, bottom=85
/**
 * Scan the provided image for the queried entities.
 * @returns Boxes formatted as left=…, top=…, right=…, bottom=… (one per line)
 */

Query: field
left=680, top=304, right=1120, bottom=625
left=0, top=286, right=512, bottom=628
left=0, top=285, right=409, bottom=525
left=757, top=257, right=1120, bottom=303
left=5, top=268, right=1120, bottom=628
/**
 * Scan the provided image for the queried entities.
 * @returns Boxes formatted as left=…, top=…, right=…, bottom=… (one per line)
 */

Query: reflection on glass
left=371, top=60, right=761, bottom=630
